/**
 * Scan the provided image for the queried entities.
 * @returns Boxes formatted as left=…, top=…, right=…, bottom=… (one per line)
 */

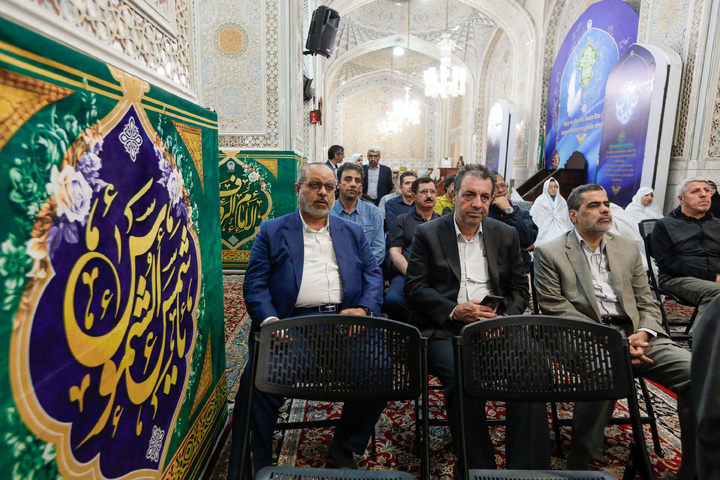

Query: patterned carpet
left=207, top=276, right=692, bottom=479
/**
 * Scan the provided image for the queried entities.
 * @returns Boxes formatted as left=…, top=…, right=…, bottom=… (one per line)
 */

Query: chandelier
left=423, top=0, right=467, bottom=99
left=390, top=0, right=421, bottom=126
left=392, top=86, right=421, bottom=126
left=378, top=109, right=405, bottom=136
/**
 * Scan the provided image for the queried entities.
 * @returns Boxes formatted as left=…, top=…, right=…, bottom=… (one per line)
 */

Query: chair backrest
left=255, top=466, right=416, bottom=480
left=253, top=315, right=424, bottom=402
left=469, top=470, right=617, bottom=479
left=457, top=315, right=633, bottom=403
left=638, top=218, right=657, bottom=240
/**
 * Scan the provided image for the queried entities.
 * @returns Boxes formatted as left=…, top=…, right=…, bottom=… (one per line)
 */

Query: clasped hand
left=627, top=331, right=654, bottom=367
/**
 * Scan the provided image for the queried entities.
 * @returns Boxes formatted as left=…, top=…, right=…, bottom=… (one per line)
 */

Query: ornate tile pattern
left=667, top=0, right=703, bottom=158
left=217, top=0, right=279, bottom=148
left=708, top=72, right=720, bottom=158
left=22, top=0, right=194, bottom=93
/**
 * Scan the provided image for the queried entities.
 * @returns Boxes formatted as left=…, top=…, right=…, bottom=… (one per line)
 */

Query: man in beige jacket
left=534, top=184, right=695, bottom=480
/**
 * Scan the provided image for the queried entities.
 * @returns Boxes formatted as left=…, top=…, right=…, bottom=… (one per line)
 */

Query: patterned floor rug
left=207, top=275, right=689, bottom=479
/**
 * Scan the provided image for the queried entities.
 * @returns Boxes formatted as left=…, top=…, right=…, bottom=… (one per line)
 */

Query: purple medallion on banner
left=543, top=0, right=638, bottom=183
left=597, top=46, right=655, bottom=206
left=24, top=106, right=200, bottom=478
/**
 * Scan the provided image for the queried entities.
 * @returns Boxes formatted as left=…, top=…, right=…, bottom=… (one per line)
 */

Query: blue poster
left=544, top=0, right=638, bottom=183
left=597, top=46, right=655, bottom=206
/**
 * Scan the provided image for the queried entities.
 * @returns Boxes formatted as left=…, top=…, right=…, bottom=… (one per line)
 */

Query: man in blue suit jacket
left=228, top=163, right=384, bottom=478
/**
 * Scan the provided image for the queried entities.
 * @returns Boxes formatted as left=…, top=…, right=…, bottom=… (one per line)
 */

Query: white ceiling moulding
left=2, top=0, right=197, bottom=102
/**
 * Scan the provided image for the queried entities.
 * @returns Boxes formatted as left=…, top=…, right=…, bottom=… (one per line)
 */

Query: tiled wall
left=13, top=0, right=195, bottom=96
left=201, top=0, right=280, bottom=149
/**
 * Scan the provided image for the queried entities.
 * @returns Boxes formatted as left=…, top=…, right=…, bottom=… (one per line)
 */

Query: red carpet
left=275, top=379, right=682, bottom=479
left=208, top=275, right=687, bottom=479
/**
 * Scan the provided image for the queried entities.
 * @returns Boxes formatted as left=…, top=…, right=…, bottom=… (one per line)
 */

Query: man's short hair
left=367, top=146, right=381, bottom=155
left=677, top=176, right=709, bottom=197
left=412, top=176, right=435, bottom=195
left=399, top=171, right=417, bottom=184
left=328, top=145, right=344, bottom=160
left=567, top=184, right=606, bottom=211
left=427, top=167, right=434, bottom=172
left=337, top=162, right=363, bottom=182
left=445, top=174, right=456, bottom=191
left=297, top=163, right=333, bottom=184
left=454, top=164, right=495, bottom=196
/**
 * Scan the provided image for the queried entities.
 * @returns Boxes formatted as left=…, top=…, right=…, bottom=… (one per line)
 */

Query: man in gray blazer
left=405, top=164, right=551, bottom=474
left=534, top=184, right=695, bottom=480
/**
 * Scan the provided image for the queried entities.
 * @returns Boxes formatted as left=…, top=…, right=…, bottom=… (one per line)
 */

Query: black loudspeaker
left=305, top=6, right=340, bottom=58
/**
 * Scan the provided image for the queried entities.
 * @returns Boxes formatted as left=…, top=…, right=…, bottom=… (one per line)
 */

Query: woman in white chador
left=529, top=177, right=572, bottom=246
left=625, top=186, right=662, bottom=224
left=624, top=186, right=663, bottom=270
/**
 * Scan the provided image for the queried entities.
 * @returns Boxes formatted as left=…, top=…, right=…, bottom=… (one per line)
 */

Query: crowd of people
left=228, top=146, right=720, bottom=480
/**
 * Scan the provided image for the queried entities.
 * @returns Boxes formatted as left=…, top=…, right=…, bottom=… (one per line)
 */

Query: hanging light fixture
left=391, top=0, right=421, bottom=126
left=423, top=0, right=467, bottom=99
left=378, top=50, right=404, bottom=136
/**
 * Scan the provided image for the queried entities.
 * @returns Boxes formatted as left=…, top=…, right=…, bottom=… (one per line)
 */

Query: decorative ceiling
left=329, top=0, right=500, bottom=91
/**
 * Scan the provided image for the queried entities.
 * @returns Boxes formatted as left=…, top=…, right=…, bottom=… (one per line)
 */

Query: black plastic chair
left=454, top=315, right=655, bottom=480
left=550, top=377, right=663, bottom=458
left=255, top=466, right=415, bottom=479
left=638, top=219, right=698, bottom=340
left=240, top=315, right=430, bottom=480
left=468, top=471, right=617, bottom=479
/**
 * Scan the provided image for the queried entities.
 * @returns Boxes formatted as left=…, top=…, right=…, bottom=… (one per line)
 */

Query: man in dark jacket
left=651, top=176, right=720, bottom=315
left=404, top=164, right=550, bottom=475
left=487, top=172, right=537, bottom=272
left=362, top=147, right=394, bottom=206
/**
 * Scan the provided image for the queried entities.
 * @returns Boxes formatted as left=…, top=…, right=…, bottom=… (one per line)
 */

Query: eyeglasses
left=417, top=189, right=437, bottom=196
left=304, top=181, right=336, bottom=193
left=496, top=183, right=508, bottom=190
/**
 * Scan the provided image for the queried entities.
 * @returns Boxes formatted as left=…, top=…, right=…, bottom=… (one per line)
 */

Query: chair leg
left=550, top=402, right=564, bottom=458
left=638, top=378, right=663, bottom=457
left=414, top=396, right=421, bottom=457
left=658, top=296, right=672, bottom=335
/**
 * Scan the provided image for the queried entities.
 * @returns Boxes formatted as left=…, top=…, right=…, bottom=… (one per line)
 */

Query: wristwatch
left=504, top=206, right=514, bottom=215
left=360, top=306, right=374, bottom=316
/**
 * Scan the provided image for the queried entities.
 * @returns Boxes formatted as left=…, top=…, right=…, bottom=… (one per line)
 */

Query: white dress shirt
left=367, top=166, right=380, bottom=200
left=295, top=215, right=343, bottom=307
left=574, top=229, right=656, bottom=336
left=454, top=218, right=492, bottom=304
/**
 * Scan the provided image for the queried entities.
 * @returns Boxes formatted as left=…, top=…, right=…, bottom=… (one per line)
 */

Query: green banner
left=0, top=17, right=226, bottom=480
left=220, top=150, right=302, bottom=270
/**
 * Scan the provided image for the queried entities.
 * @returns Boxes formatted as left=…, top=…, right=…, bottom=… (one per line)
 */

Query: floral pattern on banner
left=8, top=102, right=201, bottom=478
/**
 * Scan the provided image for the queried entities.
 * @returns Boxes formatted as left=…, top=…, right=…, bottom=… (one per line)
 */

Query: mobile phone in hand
left=479, top=294, right=504, bottom=313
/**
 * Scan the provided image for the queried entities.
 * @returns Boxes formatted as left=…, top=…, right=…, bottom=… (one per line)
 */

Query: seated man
left=433, top=174, right=456, bottom=216
left=405, top=164, right=550, bottom=475
left=378, top=176, right=399, bottom=220
left=227, top=164, right=384, bottom=476
left=487, top=171, right=537, bottom=272
left=534, top=184, right=695, bottom=480
left=330, top=162, right=385, bottom=265
left=651, top=176, right=720, bottom=315
left=384, top=171, right=417, bottom=233
left=692, top=295, right=720, bottom=479
left=384, top=176, right=439, bottom=323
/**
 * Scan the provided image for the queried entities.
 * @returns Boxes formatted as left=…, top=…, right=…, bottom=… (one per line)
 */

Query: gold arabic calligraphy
left=64, top=179, right=197, bottom=446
